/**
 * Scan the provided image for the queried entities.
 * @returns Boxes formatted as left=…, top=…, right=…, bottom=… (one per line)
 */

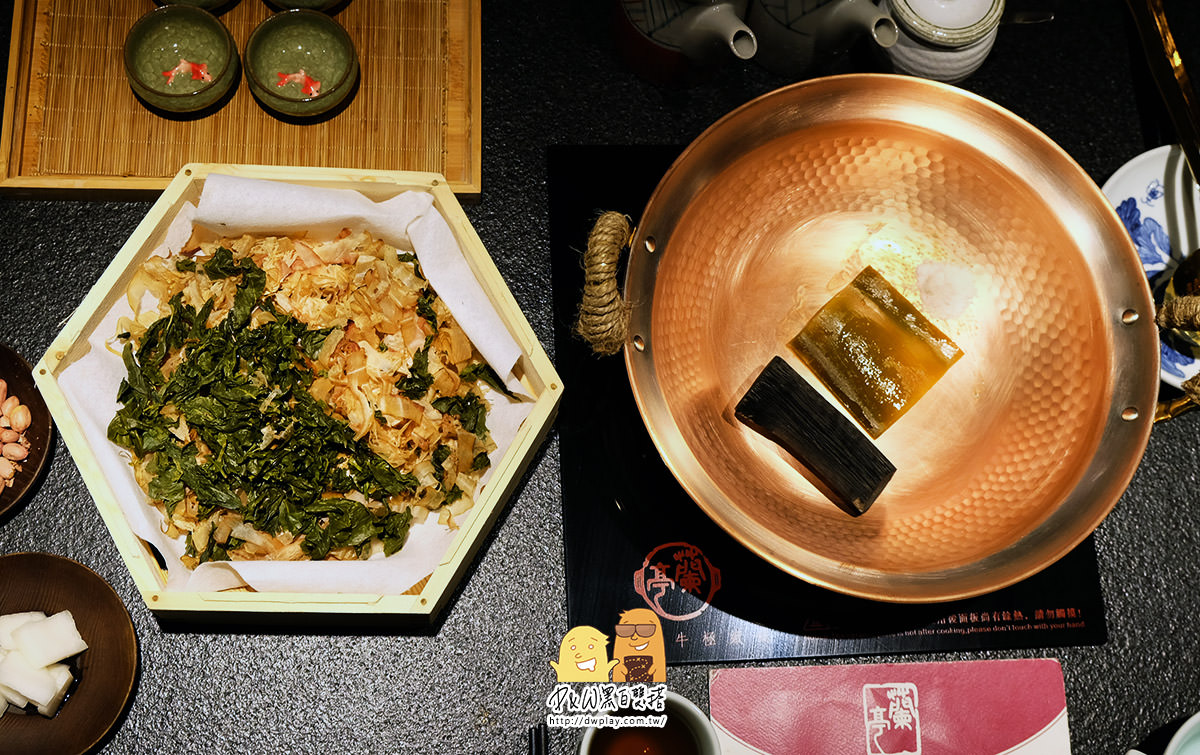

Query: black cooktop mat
left=548, top=144, right=1106, bottom=663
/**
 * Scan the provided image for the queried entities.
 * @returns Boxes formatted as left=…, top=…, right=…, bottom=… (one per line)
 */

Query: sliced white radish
left=0, top=650, right=58, bottom=707
left=12, top=611, right=88, bottom=668
left=35, top=664, right=74, bottom=718
left=0, top=611, right=46, bottom=650
left=0, top=679, right=31, bottom=709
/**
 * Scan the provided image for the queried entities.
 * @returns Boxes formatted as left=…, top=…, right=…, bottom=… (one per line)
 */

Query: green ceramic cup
left=267, top=0, right=345, bottom=10
left=124, top=5, right=238, bottom=113
left=157, top=0, right=241, bottom=10
left=244, top=10, right=359, bottom=118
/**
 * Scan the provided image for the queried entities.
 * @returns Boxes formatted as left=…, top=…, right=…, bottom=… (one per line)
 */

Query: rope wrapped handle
left=575, top=211, right=633, bottom=355
left=1155, top=295, right=1200, bottom=422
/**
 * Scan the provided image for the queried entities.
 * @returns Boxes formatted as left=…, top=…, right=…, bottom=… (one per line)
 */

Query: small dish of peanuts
left=0, top=381, right=33, bottom=485
left=0, top=342, right=52, bottom=519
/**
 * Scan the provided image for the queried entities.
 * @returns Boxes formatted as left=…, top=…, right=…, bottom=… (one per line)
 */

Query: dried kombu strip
left=791, top=266, right=963, bottom=439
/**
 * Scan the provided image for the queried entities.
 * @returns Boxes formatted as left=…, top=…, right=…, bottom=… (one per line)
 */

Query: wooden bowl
left=0, top=343, right=52, bottom=521
left=0, top=553, right=138, bottom=753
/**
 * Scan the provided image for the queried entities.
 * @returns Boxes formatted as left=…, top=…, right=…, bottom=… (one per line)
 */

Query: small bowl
left=578, top=691, right=721, bottom=755
left=157, top=0, right=241, bottom=11
left=0, top=342, right=52, bottom=521
left=266, top=0, right=345, bottom=10
left=124, top=6, right=238, bottom=113
left=244, top=10, right=359, bottom=118
left=0, top=554, right=138, bottom=752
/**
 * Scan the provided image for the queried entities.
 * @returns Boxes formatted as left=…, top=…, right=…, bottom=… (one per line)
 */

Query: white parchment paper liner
left=57, top=175, right=534, bottom=594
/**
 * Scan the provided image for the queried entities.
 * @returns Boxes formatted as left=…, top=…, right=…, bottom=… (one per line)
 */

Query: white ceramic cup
left=879, top=0, right=1003, bottom=83
left=578, top=690, right=721, bottom=755
left=1128, top=712, right=1200, bottom=755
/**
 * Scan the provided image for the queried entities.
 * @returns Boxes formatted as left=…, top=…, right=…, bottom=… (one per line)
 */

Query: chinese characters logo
left=632, top=542, right=721, bottom=622
left=863, top=683, right=920, bottom=755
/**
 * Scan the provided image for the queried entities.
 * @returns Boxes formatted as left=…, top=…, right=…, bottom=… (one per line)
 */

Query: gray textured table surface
left=1, top=1, right=1199, bottom=753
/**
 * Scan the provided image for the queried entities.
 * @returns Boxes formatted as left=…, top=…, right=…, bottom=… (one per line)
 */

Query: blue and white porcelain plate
left=1102, top=144, right=1200, bottom=388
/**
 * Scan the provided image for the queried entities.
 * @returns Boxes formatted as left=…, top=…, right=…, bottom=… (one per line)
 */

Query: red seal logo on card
left=632, top=542, right=721, bottom=621
left=864, top=683, right=921, bottom=755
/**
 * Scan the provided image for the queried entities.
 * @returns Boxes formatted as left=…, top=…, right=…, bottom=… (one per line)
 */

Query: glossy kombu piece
left=791, top=265, right=963, bottom=439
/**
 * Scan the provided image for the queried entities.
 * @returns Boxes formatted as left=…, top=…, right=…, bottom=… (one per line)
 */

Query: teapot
left=747, top=0, right=899, bottom=78
left=614, top=0, right=759, bottom=83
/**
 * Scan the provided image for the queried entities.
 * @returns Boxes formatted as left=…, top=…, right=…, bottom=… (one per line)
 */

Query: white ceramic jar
left=881, top=0, right=1004, bottom=83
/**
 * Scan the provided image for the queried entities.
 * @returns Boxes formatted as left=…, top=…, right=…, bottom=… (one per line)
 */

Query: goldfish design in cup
left=276, top=69, right=322, bottom=97
left=162, top=59, right=211, bottom=85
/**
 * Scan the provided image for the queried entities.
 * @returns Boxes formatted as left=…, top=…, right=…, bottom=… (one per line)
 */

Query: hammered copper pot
left=602, top=74, right=1158, bottom=603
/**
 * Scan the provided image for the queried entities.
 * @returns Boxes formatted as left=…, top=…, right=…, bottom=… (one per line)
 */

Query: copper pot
left=581, top=74, right=1158, bottom=602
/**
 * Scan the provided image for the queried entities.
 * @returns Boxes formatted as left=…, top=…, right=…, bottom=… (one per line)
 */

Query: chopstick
left=528, top=722, right=548, bottom=755
left=1126, top=0, right=1200, bottom=180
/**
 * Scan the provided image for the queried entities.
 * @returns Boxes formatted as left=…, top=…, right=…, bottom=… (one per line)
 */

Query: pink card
left=709, top=658, right=1070, bottom=755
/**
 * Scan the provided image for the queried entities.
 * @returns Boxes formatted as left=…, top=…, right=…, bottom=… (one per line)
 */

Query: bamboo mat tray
left=0, top=0, right=481, bottom=196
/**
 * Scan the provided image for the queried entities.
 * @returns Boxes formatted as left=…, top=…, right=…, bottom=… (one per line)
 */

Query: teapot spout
left=841, top=0, right=899, bottom=50
left=678, top=3, right=759, bottom=63
left=748, top=0, right=897, bottom=78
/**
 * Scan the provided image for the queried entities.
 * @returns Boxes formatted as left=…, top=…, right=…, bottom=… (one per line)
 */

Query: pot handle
left=1155, top=298, right=1200, bottom=421
left=576, top=211, right=633, bottom=355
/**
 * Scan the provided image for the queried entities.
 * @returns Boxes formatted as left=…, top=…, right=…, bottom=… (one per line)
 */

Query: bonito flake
left=107, top=229, right=502, bottom=568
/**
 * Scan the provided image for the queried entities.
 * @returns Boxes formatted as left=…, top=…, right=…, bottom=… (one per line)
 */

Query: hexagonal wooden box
left=33, top=164, right=562, bottom=625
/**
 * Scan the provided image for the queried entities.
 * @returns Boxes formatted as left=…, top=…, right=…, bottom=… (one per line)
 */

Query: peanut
left=0, top=430, right=16, bottom=444
left=0, top=378, right=6, bottom=406
left=0, top=458, right=13, bottom=480
left=2, top=443, right=26, bottom=462
left=8, top=405, right=30, bottom=434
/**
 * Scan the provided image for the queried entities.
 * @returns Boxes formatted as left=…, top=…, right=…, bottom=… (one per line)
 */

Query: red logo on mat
left=632, top=542, right=721, bottom=622
left=864, top=683, right=921, bottom=755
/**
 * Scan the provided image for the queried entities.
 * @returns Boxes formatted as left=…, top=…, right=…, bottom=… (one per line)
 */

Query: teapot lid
left=889, top=0, right=1004, bottom=47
